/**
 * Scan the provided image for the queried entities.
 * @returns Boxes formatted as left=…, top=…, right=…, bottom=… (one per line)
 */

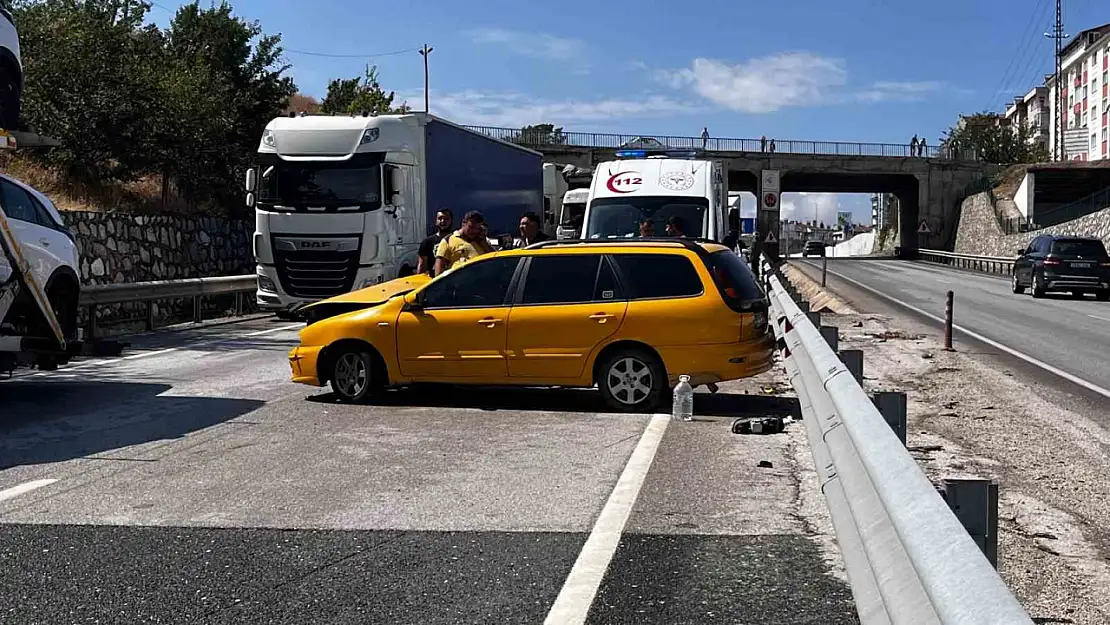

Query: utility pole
left=419, top=44, right=434, bottom=113
left=1045, top=0, right=1067, bottom=161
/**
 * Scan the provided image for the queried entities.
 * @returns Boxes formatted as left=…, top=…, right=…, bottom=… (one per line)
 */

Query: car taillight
left=1044, top=259, right=1061, bottom=266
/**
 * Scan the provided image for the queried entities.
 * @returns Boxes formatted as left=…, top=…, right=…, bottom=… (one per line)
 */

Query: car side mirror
left=402, top=291, right=423, bottom=312
left=1017, top=248, right=1026, bottom=255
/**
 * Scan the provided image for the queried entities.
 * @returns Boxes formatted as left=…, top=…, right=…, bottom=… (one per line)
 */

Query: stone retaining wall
left=953, top=192, right=1110, bottom=257
left=60, top=211, right=255, bottom=334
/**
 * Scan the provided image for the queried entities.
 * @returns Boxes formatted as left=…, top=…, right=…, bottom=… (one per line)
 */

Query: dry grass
left=0, top=154, right=195, bottom=214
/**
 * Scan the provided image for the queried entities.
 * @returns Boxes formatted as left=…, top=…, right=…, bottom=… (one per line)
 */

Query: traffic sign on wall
left=762, top=192, right=779, bottom=209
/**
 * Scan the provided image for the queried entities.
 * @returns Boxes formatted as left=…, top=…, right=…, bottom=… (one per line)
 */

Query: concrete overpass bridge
left=463, top=125, right=1001, bottom=252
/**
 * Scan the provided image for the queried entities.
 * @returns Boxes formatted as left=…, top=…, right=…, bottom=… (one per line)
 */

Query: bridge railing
left=462, top=125, right=980, bottom=160
left=918, top=249, right=1016, bottom=275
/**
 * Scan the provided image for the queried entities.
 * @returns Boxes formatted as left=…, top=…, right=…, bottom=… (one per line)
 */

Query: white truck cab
left=556, top=188, right=588, bottom=239
left=583, top=149, right=730, bottom=242
left=0, top=0, right=22, bottom=131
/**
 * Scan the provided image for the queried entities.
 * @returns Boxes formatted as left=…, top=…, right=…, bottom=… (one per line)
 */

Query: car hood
left=301, top=273, right=431, bottom=324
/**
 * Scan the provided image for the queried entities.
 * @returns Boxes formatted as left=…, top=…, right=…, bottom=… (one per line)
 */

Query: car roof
left=490, top=238, right=731, bottom=259
left=0, top=172, right=67, bottom=229
left=1046, top=234, right=1101, bottom=241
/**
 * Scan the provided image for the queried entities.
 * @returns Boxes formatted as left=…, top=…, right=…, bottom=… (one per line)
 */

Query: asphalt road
left=0, top=317, right=857, bottom=624
left=796, top=258, right=1110, bottom=395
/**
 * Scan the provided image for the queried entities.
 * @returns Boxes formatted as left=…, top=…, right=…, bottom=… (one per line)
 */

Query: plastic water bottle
left=672, top=375, right=694, bottom=421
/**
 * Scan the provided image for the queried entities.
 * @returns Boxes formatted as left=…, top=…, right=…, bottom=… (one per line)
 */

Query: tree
left=14, top=0, right=168, bottom=183
left=286, top=93, right=321, bottom=115
left=510, top=123, right=567, bottom=146
left=320, top=65, right=410, bottom=116
left=158, top=1, right=297, bottom=211
left=942, top=112, right=1050, bottom=165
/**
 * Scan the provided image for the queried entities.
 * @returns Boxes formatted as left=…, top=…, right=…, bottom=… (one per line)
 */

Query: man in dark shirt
left=417, top=208, right=453, bottom=275
left=510, top=211, right=550, bottom=249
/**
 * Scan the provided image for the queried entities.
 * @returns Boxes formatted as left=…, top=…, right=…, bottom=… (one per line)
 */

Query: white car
left=0, top=173, right=80, bottom=340
left=0, top=0, right=21, bottom=130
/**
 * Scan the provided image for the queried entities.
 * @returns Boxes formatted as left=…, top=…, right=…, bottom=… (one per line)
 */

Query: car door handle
left=39, top=238, right=51, bottom=246
left=477, top=317, right=502, bottom=326
left=589, top=313, right=615, bottom=322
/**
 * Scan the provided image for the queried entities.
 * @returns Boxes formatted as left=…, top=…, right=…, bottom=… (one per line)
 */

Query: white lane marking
left=1088, top=314, right=1110, bottom=323
left=0, top=479, right=57, bottom=503
left=823, top=266, right=1110, bottom=400
left=28, top=324, right=302, bottom=376
left=543, top=414, right=670, bottom=625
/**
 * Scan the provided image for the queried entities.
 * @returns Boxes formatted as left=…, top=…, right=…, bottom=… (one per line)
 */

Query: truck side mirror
left=244, top=168, right=256, bottom=192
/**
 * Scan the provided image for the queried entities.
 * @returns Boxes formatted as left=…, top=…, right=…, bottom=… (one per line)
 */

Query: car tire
left=1031, top=271, right=1046, bottom=298
left=328, top=346, right=377, bottom=404
left=596, top=347, right=667, bottom=413
left=1011, top=271, right=1025, bottom=294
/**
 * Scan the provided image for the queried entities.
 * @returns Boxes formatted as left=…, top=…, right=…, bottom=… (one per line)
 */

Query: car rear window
left=609, top=254, right=703, bottom=299
left=1050, top=239, right=1107, bottom=258
left=706, top=250, right=766, bottom=311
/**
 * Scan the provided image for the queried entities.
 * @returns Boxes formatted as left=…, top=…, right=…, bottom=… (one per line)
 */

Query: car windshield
left=1050, top=239, right=1107, bottom=258
left=258, top=160, right=382, bottom=211
left=585, top=196, right=708, bottom=238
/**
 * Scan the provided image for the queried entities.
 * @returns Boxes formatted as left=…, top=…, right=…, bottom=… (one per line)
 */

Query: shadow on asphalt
left=0, top=379, right=263, bottom=469
left=307, top=385, right=801, bottom=419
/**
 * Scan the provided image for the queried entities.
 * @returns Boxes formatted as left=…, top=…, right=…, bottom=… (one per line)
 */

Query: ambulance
left=581, top=148, right=734, bottom=243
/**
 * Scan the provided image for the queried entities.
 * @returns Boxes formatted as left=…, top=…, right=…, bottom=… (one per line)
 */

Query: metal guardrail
left=79, top=275, right=257, bottom=338
left=462, top=125, right=980, bottom=161
left=758, top=257, right=1034, bottom=625
left=917, top=249, right=1016, bottom=275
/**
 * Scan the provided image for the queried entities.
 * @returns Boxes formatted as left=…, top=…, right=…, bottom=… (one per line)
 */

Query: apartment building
left=870, top=192, right=898, bottom=230
left=1003, top=86, right=1050, bottom=153
left=1046, top=23, right=1110, bottom=161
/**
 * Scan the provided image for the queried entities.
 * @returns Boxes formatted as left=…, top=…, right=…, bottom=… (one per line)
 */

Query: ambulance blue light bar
left=615, top=148, right=702, bottom=159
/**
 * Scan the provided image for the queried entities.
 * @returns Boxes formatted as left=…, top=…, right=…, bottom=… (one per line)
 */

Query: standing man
left=416, top=208, right=453, bottom=275
left=701, top=127, right=710, bottom=149
left=434, top=210, right=495, bottom=276
left=511, top=212, right=550, bottom=249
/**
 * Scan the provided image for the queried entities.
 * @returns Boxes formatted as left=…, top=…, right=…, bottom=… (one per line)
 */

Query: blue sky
left=149, top=0, right=1106, bottom=224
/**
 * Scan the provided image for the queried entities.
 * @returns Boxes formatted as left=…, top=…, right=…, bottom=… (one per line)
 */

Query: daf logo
left=299, top=240, right=331, bottom=249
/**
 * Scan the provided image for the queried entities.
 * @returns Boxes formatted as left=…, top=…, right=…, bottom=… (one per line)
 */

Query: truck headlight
left=262, top=129, right=276, bottom=147
left=258, top=275, right=277, bottom=292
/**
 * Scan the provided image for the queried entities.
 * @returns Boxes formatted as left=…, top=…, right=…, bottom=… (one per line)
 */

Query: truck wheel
left=328, top=346, right=378, bottom=403
left=398, top=265, right=414, bottom=278
left=596, top=347, right=667, bottom=413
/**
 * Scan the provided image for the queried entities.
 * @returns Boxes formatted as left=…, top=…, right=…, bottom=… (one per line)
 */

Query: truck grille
left=274, top=250, right=360, bottom=299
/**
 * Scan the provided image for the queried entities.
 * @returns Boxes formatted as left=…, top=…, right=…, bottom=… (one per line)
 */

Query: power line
left=282, top=47, right=423, bottom=59
left=1005, top=0, right=1057, bottom=97
left=985, top=0, right=1051, bottom=111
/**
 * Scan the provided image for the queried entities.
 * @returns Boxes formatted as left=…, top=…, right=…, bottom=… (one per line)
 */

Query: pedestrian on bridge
left=760, top=135, right=767, bottom=152
left=701, top=127, right=710, bottom=149
left=910, top=134, right=919, bottom=157
left=919, top=136, right=927, bottom=157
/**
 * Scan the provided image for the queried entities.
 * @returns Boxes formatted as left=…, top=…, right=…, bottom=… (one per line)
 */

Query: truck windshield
left=258, top=159, right=382, bottom=212
left=585, top=196, right=708, bottom=238
left=560, top=202, right=586, bottom=228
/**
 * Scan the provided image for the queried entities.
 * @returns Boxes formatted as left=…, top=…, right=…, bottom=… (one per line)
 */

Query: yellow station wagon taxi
left=289, top=239, right=775, bottom=412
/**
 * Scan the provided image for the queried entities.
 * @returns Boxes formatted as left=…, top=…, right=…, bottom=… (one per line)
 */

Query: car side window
left=610, top=253, right=703, bottom=300
left=520, top=255, right=602, bottom=305
left=420, top=257, right=520, bottom=309
left=0, top=180, right=45, bottom=226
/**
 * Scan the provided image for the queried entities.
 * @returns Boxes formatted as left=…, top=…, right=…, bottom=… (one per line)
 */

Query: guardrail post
left=820, top=325, right=839, bottom=352
left=821, top=254, right=828, bottom=287
left=234, top=292, right=243, bottom=317
left=840, top=349, right=863, bottom=385
left=871, top=391, right=907, bottom=446
left=806, top=311, right=820, bottom=328
left=145, top=301, right=155, bottom=332
left=85, top=305, right=97, bottom=341
left=941, top=478, right=999, bottom=569
left=193, top=295, right=202, bottom=324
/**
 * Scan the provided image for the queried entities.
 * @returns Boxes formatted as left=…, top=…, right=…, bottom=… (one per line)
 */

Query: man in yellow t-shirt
left=434, top=210, right=495, bottom=276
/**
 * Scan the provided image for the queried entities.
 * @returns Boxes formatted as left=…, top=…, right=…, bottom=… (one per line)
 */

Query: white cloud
left=466, top=28, right=585, bottom=61
left=858, top=81, right=946, bottom=103
left=781, top=192, right=845, bottom=226
left=650, top=52, right=947, bottom=113
left=415, top=90, right=698, bottom=128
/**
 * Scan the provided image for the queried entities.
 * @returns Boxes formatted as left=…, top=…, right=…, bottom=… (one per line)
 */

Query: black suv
left=1012, top=234, right=1110, bottom=300
left=802, top=240, right=826, bottom=257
